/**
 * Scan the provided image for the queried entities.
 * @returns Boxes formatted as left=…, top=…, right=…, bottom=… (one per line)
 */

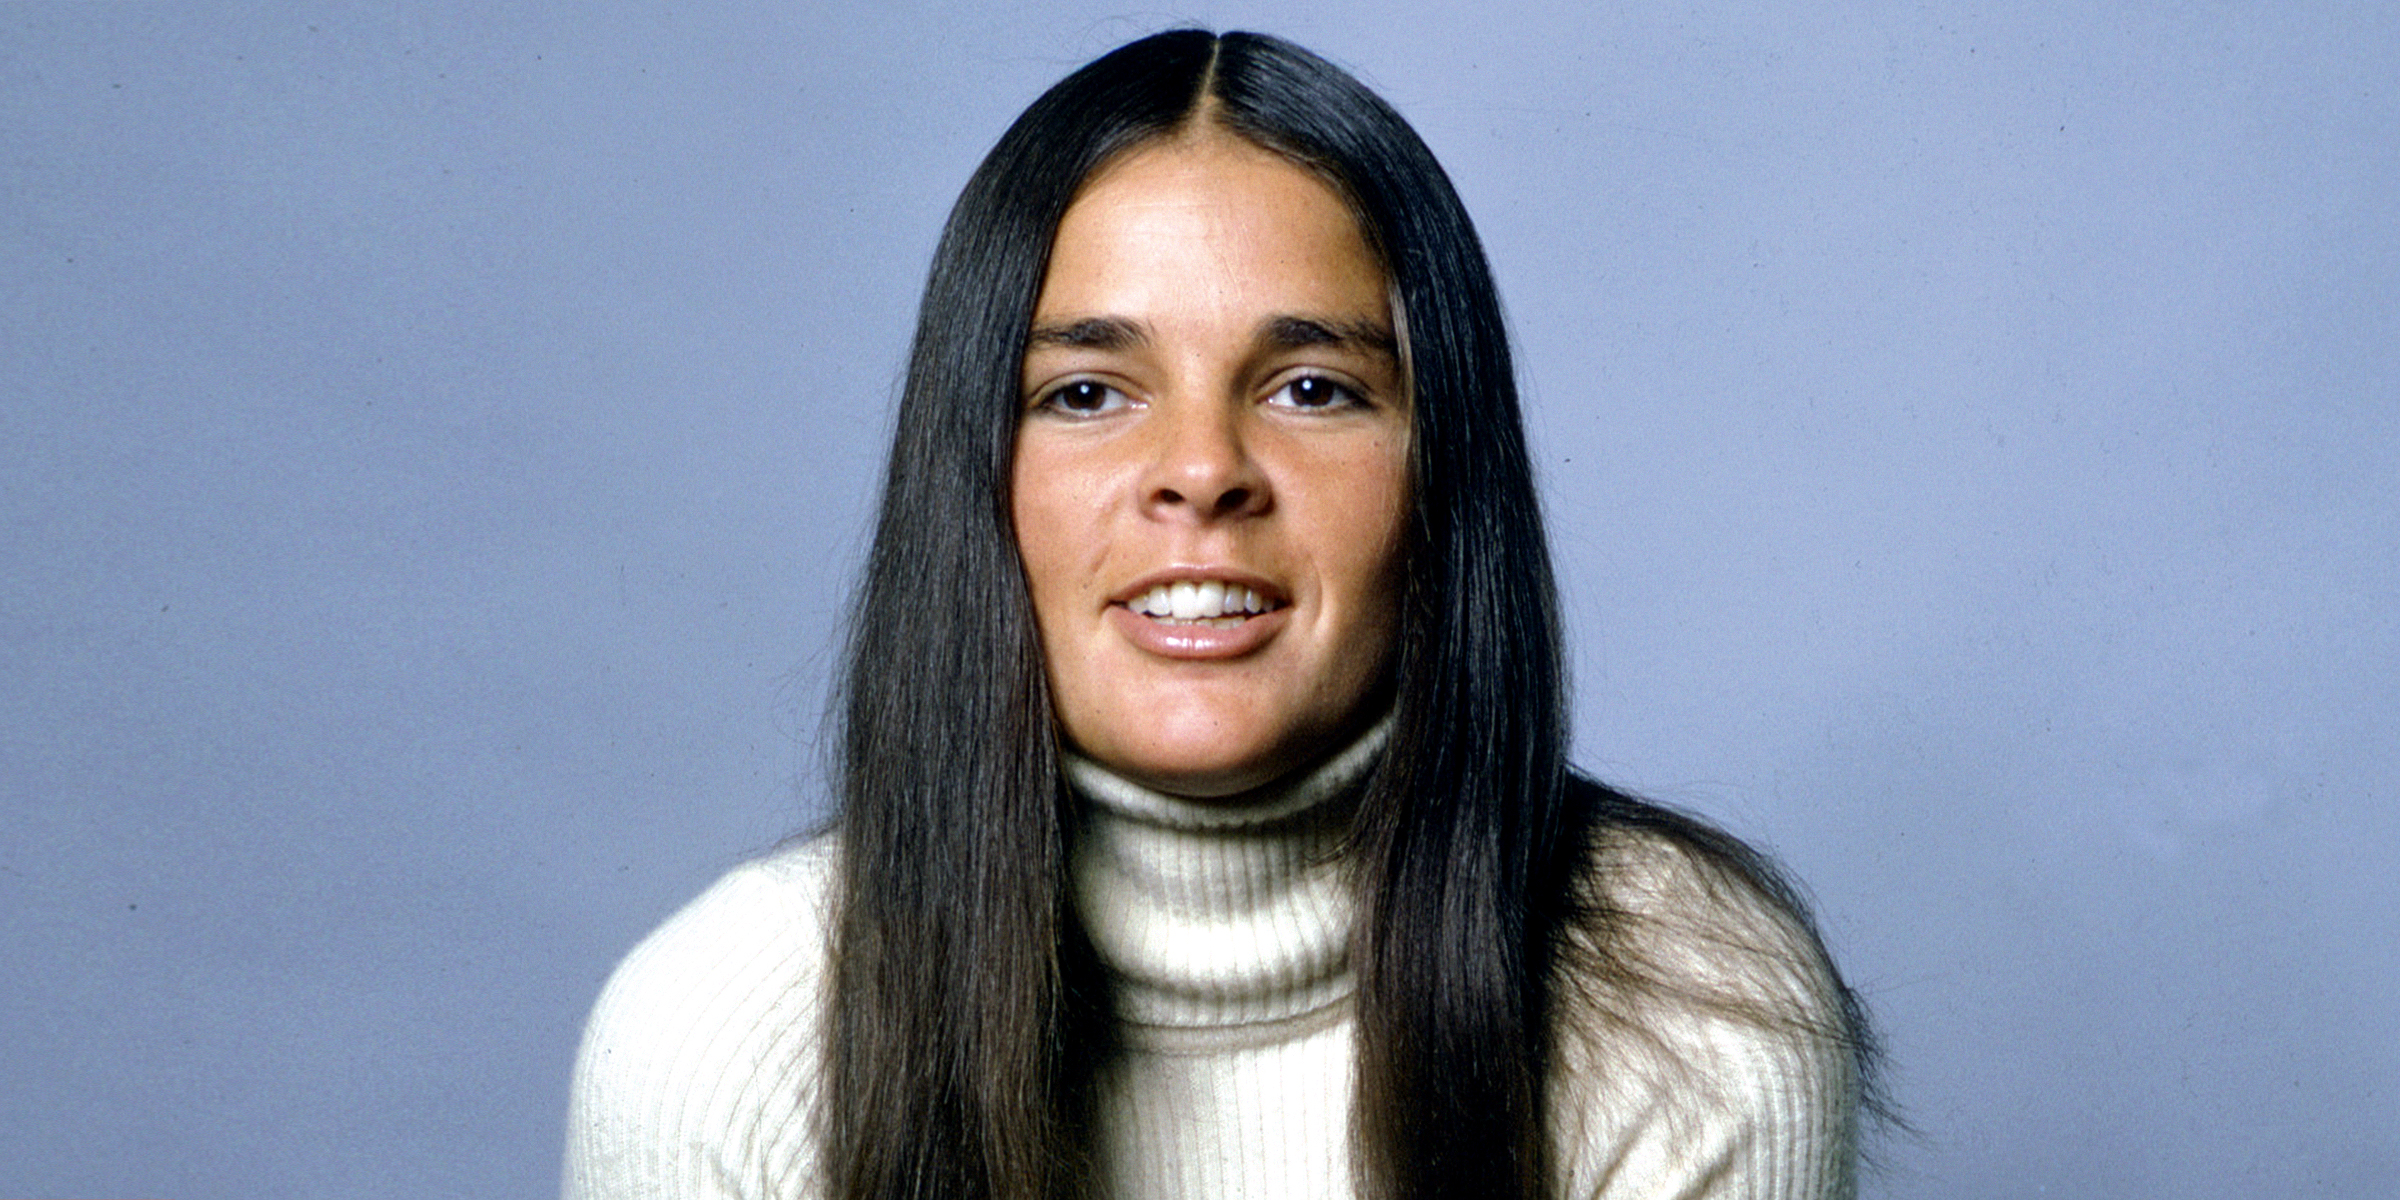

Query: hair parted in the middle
left=831, top=28, right=1621, bottom=1200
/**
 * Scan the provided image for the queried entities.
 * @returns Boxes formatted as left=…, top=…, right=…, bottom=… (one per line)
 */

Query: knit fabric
left=563, top=726, right=1857, bottom=1198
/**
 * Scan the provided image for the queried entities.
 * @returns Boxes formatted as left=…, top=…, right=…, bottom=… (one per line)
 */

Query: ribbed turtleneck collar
left=1063, top=717, right=1390, bottom=1034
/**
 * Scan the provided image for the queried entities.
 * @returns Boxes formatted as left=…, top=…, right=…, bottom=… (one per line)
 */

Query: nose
left=1142, top=400, right=1269, bottom=522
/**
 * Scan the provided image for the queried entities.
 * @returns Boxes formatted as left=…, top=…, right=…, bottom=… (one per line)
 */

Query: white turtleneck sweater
left=563, top=726, right=1857, bottom=1198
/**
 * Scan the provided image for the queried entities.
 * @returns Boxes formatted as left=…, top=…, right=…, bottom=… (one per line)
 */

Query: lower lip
left=1106, top=603, right=1288, bottom=659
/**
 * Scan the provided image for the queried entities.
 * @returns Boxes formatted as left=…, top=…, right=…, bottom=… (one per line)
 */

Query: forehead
left=1034, top=133, right=1388, bottom=324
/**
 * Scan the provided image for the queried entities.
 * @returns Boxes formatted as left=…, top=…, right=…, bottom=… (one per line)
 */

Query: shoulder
left=575, top=836, right=841, bottom=1046
left=1548, top=785, right=1862, bottom=1198
left=563, top=836, right=840, bottom=1200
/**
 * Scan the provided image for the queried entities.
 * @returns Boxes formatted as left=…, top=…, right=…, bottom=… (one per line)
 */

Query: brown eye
left=1267, top=375, right=1363, bottom=410
left=1037, top=380, right=1131, bottom=417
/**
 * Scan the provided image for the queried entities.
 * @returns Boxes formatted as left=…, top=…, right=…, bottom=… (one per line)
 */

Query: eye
left=1033, top=379, right=1133, bottom=418
left=1265, top=374, right=1365, bottom=411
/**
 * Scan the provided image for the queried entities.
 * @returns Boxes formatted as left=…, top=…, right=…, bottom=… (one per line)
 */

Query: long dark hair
left=828, top=29, right=1877, bottom=1200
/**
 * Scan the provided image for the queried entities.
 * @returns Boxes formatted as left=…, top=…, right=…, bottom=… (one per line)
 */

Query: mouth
left=1115, top=577, right=1290, bottom=627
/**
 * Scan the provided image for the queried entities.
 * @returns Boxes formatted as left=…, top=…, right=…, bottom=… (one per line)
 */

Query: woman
left=566, top=29, right=1878, bottom=1200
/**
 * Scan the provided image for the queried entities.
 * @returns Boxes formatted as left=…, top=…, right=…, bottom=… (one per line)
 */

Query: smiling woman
left=564, top=28, right=1880, bottom=1200
left=1013, top=133, right=1411, bottom=797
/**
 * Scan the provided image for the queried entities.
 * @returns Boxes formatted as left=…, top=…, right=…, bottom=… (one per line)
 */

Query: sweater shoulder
left=1549, top=794, right=1861, bottom=1198
left=563, top=836, right=839, bottom=1200
left=1576, top=817, right=1841, bottom=1024
left=577, top=836, right=839, bottom=1036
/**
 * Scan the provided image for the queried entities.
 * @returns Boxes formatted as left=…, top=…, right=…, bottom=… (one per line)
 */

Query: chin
left=1104, top=749, right=1277, bottom=798
left=1093, top=720, right=1333, bottom=799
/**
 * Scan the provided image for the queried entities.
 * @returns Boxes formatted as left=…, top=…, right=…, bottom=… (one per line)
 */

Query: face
left=1011, top=132, right=1411, bottom=798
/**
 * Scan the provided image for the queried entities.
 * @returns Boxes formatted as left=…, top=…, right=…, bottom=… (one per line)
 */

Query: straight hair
left=826, top=28, right=1880, bottom=1200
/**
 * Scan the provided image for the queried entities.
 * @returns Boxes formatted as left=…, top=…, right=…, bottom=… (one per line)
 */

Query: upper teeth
left=1133, top=580, right=1272, bottom=620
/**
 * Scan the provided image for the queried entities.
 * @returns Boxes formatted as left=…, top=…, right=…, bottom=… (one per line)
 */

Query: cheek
left=1369, top=451, right=1416, bottom=628
left=1320, top=442, right=1414, bottom=635
left=1358, top=438, right=1414, bottom=573
left=1010, top=442, right=1109, bottom=617
left=1009, top=450, right=1064, bottom=612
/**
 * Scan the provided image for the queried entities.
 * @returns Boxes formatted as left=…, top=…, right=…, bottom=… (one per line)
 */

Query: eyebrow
left=1262, top=314, right=1398, bottom=360
left=1024, top=313, right=1398, bottom=359
left=1025, top=316, right=1149, bottom=350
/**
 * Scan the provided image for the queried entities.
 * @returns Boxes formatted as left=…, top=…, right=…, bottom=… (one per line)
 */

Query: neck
left=1062, top=716, right=1392, bottom=1032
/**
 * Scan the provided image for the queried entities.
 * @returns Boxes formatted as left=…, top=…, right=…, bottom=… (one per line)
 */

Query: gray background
left=5, top=2, right=2393, bottom=1196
